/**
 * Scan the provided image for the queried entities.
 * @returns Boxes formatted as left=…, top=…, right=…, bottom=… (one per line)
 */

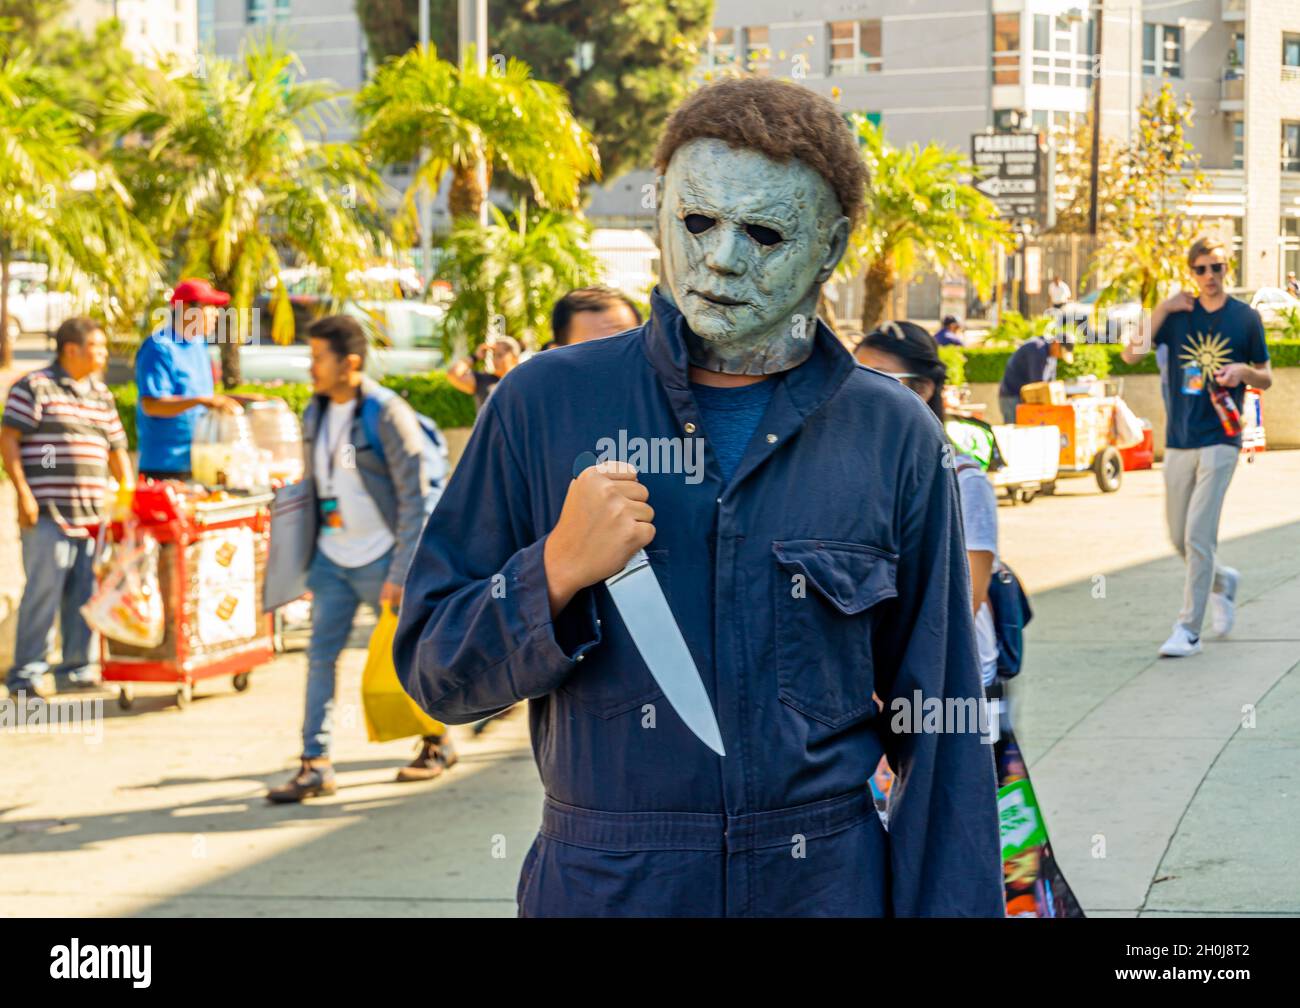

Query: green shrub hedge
left=379, top=372, right=477, bottom=429
left=109, top=371, right=476, bottom=451
left=957, top=338, right=1300, bottom=384
left=937, top=345, right=965, bottom=387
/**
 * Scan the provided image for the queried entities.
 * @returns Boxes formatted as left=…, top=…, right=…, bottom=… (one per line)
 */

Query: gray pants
left=1163, top=444, right=1239, bottom=635
left=999, top=395, right=1019, bottom=425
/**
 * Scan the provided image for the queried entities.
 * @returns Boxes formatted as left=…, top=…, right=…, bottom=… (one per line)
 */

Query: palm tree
left=840, top=117, right=1011, bottom=332
left=355, top=43, right=600, bottom=228
left=436, top=198, right=602, bottom=352
left=107, top=39, right=383, bottom=385
left=0, top=42, right=158, bottom=367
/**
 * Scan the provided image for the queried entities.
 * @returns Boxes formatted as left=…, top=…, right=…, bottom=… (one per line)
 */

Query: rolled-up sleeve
left=875, top=428, right=1005, bottom=917
left=393, top=394, right=601, bottom=723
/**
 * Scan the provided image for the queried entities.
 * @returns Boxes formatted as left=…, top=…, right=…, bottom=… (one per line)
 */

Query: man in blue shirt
left=997, top=330, right=1073, bottom=423
left=934, top=315, right=963, bottom=347
left=1122, top=237, right=1272, bottom=657
left=136, top=278, right=243, bottom=480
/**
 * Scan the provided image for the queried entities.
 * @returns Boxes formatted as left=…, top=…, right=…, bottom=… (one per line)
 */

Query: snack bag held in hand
left=361, top=602, right=447, bottom=742
left=81, top=529, right=165, bottom=648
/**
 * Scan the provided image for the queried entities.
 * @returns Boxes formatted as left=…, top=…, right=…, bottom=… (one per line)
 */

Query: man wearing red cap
left=135, top=279, right=243, bottom=480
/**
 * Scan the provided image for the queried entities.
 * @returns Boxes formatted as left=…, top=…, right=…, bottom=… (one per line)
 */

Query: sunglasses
left=878, top=370, right=927, bottom=393
left=1192, top=262, right=1225, bottom=276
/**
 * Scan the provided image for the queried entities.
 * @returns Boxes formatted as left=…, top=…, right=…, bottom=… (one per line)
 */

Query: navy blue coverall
left=394, top=287, right=1004, bottom=917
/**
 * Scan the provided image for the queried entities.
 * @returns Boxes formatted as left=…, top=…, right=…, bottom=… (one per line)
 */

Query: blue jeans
left=6, top=516, right=98, bottom=690
left=301, top=547, right=391, bottom=758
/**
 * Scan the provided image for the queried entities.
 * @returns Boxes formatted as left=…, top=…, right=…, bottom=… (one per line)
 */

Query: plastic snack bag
left=81, top=529, right=165, bottom=648
left=361, top=602, right=446, bottom=742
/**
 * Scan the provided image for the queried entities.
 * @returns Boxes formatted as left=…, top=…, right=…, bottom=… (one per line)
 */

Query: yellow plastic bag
left=361, top=603, right=446, bottom=742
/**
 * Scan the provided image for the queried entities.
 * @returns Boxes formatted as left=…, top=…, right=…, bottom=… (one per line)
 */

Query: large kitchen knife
left=573, top=452, right=725, bottom=756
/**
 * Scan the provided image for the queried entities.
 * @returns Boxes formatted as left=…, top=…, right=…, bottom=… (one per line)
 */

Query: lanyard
left=320, top=402, right=353, bottom=496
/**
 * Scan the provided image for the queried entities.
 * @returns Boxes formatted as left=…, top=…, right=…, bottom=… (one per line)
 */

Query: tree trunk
left=860, top=255, right=896, bottom=333
left=448, top=158, right=487, bottom=221
left=0, top=251, right=11, bottom=371
left=215, top=271, right=241, bottom=389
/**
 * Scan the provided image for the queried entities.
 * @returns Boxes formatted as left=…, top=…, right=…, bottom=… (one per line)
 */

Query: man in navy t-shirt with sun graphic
left=1122, top=236, right=1271, bottom=658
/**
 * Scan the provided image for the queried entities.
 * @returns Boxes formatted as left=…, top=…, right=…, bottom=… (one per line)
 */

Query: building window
left=1030, top=13, right=1092, bottom=87
left=1283, top=216, right=1300, bottom=282
left=829, top=19, right=882, bottom=76
left=198, top=0, right=215, bottom=47
left=1283, top=122, right=1300, bottom=172
left=992, top=13, right=1020, bottom=85
left=1233, top=119, right=1244, bottom=170
left=1285, top=34, right=1300, bottom=82
left=745, top=26, right=771, bottom=76
left=703, top=28, right=737, bottom=75
left=248, top=0, right=289, bottom=24
left=1143, top=24, right=1183, bottom=78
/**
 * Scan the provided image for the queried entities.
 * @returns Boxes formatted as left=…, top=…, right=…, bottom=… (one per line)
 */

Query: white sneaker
left=1210, top=567, right=1240, bottom=637
left=1159, top=624, right=1202, bottom=658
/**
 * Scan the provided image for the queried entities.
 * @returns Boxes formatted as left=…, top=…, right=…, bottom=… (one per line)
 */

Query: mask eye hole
left=684, top=213, right=715, bottom=234
left=745, top=223, right=783, bottom=246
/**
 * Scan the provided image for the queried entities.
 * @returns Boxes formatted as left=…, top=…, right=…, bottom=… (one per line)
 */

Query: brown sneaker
left=267, top=758, right=337, bottom=803
left=395, top=734, right=458, bottom=782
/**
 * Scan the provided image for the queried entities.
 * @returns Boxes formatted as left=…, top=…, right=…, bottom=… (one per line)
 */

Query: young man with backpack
left=268, top=315, right=452, bottom=803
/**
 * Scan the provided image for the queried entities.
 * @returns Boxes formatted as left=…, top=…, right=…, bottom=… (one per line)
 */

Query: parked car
left=4, top=266, right=78, bottom=340
left=1247, top=286, right=1300, bottom=326
left=216, top=299, right=446, bottom=384
left=1055, top=289, right=1143, bottom=344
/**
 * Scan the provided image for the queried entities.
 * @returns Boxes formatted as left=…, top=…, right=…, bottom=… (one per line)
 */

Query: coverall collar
left=644, top=285, right=857, bottom=422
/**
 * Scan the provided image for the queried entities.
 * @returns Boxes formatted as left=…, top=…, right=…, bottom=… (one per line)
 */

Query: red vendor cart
left=100, top=483, right=276, bottom=710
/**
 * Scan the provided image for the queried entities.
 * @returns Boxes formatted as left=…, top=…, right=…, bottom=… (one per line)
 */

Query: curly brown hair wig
left=653, top=78, right=868, bottom=228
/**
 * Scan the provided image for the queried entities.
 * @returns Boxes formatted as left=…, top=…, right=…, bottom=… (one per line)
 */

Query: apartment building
left=196, top=2, right=1300, bottom=287
left=1006, top=0, right=1300, bottom=290
left=206, top=0, right=370, bottom=142
left=66, top=0, right=198, bottom=67
left=206, top=0, right=368, bottom=93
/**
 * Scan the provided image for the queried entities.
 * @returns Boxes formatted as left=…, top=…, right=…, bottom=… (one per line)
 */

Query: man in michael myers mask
left=395, top=78, right=1004, bottom=917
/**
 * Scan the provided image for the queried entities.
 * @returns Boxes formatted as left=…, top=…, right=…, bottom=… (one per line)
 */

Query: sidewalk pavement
left=1003, top=449, right=1300, bottom=917
left=1, top=450, right=1299, bottom=917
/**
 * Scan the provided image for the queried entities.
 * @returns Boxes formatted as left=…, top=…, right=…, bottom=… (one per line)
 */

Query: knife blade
left=605, top=549, right=725, bottom=756
left=572, top=451, right=724, bottom=756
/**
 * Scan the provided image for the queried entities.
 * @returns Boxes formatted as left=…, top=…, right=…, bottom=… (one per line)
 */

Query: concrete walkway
left=1003, top=451, right=1300, bottom=917
left=1, top=451, right=1299, bottom=917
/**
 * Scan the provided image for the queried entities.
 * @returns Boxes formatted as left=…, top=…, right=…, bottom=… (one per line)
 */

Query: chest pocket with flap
left=772, top=539, right=899, bottom=729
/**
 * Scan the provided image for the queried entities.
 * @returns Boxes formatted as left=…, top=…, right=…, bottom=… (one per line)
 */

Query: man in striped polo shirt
left=1, top=318, right=132, bottom=699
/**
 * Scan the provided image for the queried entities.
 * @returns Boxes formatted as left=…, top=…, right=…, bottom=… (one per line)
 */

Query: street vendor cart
left=99, top=482, right=276, bottom=710
left=945, top=413, right=1060, bottom=505
left=1016, top=395, right=1125, bottom=494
